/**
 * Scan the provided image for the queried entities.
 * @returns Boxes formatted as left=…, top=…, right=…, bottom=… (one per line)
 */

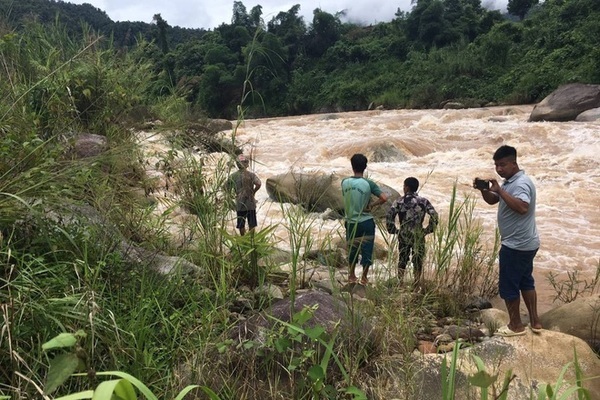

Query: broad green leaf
left=275, top=337, right=292, bottom=352
left=468, top=370, right=498, bottom=388
left=42, top=333, right=77, bottom=350
left=308, top=365, right=325, bottom=383
left=546, top=384, right=554, bottom=398
left=45, top=353, right=80, bottom=394
left=112, top=379, right=137, bottom=400
left=173, top=385, right=201, bottom=400
left=344, top=386, right=368, bottom=400
left=94, top=372, right=157, bottom=400
left=198, top=386, right=221, bottom=400
left=305, top=326, right=325, bottom=340
left=93, top=379, right=135, bottom=400
left=54, top=390, right=94, bottom=400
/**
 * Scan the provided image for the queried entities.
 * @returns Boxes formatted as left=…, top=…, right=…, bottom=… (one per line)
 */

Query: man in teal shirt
left=341, top=154, right=388, bottom=285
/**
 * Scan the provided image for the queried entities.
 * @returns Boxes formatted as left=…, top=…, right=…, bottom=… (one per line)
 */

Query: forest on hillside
left=1, top=0, right=599, bottom=119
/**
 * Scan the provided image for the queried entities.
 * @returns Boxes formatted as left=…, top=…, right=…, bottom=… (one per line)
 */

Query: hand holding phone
left=474, top=178, right=490, bottom=190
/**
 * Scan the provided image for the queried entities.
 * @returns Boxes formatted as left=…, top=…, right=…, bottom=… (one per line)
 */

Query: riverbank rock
left=231, top=290, right=373, bottom=341
left=540, top=295, right=600, bottom=349
left=575, top=107, right=600, bottom=122
left=389, top=330, right=600, bottom=399
left=529, top=83, right=600, bottom=122
left=266, top=171, right=401, bottom=218
left=71, top=133, right=108, bottom=158
left=225, top=290, right=376, bottom=393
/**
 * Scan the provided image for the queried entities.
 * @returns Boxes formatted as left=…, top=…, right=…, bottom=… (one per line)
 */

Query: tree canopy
left=1, top=0, right=598, bottom=118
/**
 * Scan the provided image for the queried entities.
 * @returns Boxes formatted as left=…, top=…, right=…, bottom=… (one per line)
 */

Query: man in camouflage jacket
left=386, top=177, right=438, bottom=288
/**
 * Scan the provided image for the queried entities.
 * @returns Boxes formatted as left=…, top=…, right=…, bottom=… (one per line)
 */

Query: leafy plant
left=547, top=260, right=600, bottom=303
left=41, top=331, right=213, bottom=400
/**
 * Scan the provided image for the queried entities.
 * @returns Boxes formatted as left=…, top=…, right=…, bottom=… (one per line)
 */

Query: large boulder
left=224, top=290, right=376, bottom=395
left=71, top=133, right=108, bottom=158
left=529, top=83, right=600, bottom=122
left=384, top=330, right=600, bottom=399
left=231, top=290, right=371, bottom=341
left=540, top=295, right=600, bottom=349
left=266, top=171, right=401, bottom=218
left=575, top=107, right=600, bottom=122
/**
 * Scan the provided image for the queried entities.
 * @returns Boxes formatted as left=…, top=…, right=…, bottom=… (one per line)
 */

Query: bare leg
left=522, top=289, right=542, bottom=330
left=239, top=227, right=246, bottom=236
left=505, top=298, right=526, bottom=332
left=360, top=265, right=370, bottom=284
left=348, top=263, right=358, bottom=283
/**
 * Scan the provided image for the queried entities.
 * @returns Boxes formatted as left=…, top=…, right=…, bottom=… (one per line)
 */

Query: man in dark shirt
left=227, top=154, right=261, bottom=235
left=386, top=177, right=438, bottom=288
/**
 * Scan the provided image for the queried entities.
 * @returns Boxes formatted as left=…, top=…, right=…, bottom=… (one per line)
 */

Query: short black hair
left=350, top=154, right=368, bottom=173
left=404, top=177, right=419, bottom=192
left=493, top=145, right=517, bottom=161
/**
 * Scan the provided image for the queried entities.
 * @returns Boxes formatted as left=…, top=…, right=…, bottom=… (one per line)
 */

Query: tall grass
left=429, top=183, right=499, bottom=306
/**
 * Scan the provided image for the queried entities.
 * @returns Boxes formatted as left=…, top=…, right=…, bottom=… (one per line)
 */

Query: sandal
left=494, top=325, right=527, bottom=337
left=359, top=277, right=369, bottom=285
left=529, top=324, right=543, bottom=334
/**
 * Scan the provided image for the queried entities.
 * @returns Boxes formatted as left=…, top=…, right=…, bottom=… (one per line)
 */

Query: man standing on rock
left=228, top=154, right=261, bottom=236
left=341, top=154, right=388, bottom=285
left=475, top=145, right=543, bottom=337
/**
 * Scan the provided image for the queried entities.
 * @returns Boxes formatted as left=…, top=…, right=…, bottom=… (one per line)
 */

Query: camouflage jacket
left=386, top=192, right=438, bottom=239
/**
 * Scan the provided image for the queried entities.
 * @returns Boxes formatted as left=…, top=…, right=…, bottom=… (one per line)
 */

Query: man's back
left=230, top=169, right=260, bottom=211
left=389, top=192, right=438, bottom=238
left=341, top=176, right=380, bottom=223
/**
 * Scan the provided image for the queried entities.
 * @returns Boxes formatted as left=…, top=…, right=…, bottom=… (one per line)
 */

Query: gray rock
left=231, top=290, right=375, bottom=355
left=443, top=101, right=466, bottom=109
left=266, top=171, right=401, bottom=218
left=72, top=133, right=108, bottom=158
left=254, top=283, right=284, bottom=301
left=575, top=107, right=600, bottom=122
left=388, top=330, right=600, bottom=399
left=540, top=294, right=600, bottom=346
left=529, top=83, right=600, bottom=122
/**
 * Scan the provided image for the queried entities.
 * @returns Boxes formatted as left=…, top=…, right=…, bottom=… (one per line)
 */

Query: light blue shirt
left=498, top=170, right=540, bottom=251
left=341, top=177, right=383, bottom=223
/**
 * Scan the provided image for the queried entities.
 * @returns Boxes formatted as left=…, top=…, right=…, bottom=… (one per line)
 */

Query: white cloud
left=66, top=0, right=509, bottom=30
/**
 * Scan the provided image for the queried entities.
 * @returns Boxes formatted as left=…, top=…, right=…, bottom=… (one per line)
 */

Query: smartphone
left=474, top=178, right=489, bottom=190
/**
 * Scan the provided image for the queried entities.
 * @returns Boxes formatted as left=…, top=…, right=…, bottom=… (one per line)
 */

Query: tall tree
left=267, top=5, right=306, bottom=67
left=152, top=13, right=170, bottom=54
left=307, top=8, right=340, bottom=58
left=508, top=0, right=539, bottom=20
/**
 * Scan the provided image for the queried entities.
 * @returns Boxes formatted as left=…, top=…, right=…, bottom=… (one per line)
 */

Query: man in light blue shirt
left=475, top=145, right=542, bottom=337
left=341, top=154, right=388, bottom=285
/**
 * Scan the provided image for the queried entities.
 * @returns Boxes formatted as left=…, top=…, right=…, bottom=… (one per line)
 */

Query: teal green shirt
left=341, top=176, right=383, bottom=223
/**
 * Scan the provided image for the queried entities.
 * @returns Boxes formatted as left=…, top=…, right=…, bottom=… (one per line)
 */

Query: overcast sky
left=66, top=0, right=510, bottom=30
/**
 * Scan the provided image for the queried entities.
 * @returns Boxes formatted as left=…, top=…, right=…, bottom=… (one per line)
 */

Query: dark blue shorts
left=236, top=210, right=257, bottom=229
left=345, top=219, right=375, bottom=267
left=498, top=245, right=538, bottom=301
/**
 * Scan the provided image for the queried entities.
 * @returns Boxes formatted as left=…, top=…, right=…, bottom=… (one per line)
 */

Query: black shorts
left=236, top=210, right=257, bottom=229
left=498, top=245, right=538, bottom=300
